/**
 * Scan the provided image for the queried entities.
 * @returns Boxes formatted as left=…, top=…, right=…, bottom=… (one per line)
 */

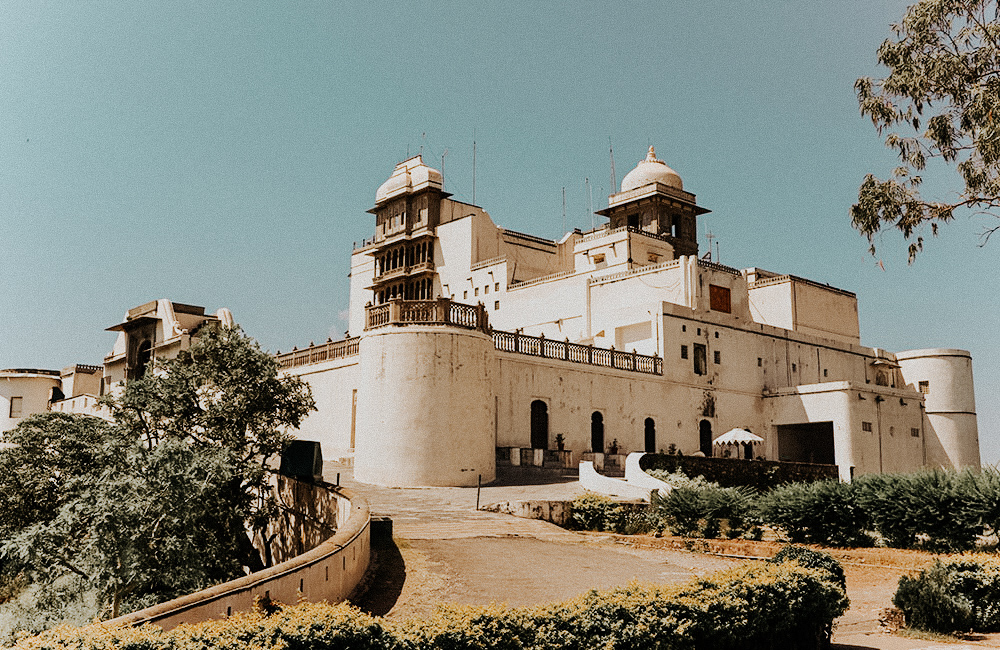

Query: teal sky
left=3, top=2, right=997, bottom=464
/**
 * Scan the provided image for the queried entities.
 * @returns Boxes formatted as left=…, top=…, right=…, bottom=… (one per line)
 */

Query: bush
left=652, top=485, right=758, bottom=539
left=760, top=480, right=874, bottom=547
left=856, top=470, right=983, bottom=552
left=15, top=561, right=849, bottom=650
left=894, top=556, right=1000, bottom=633
left=569, top=494, right=620, bottom=531
left=645, top=469, right=719, bottom=490
left=771, top=545, right=847, bottom=592
left=569, top=495, right=657, bottom=535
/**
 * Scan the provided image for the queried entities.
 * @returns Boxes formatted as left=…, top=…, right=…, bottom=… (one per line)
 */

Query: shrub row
left=577, top=468, right=1000, bottom=551
left=762, top=469, right=1000, bottom=551
left=15, top=559, right=848, bottom=650
left=894, top=555, right=1000, bottom=633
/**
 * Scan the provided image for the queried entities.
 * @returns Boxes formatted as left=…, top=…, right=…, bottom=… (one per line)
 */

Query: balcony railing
left=364, top=299, right=490, bottom=333
left=493, top=330, right=662, bottom=375
left=275, top=337, right=360, bottom=370
left=372, top=260, right=435, bottom=284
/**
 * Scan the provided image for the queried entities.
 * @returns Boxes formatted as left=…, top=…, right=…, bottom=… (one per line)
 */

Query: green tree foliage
left=0, top=326, right=315, bottom=626
left=102, top=325, right=316, bottom=573
left=854, top=0, right=1000, bottom=260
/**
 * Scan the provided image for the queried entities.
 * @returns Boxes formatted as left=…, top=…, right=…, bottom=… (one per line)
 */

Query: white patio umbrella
left=712, top=428, right=763, bottom=459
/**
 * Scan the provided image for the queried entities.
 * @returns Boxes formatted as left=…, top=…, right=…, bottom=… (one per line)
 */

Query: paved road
left=329, top=463, right=1000, bottom=649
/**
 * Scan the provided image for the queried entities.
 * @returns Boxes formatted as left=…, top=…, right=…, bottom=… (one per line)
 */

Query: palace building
left=277, top=147, right=981, bottom=487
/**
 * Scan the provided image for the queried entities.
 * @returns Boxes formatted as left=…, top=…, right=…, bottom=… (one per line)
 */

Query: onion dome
left=619, top=146, right=683, bottom=192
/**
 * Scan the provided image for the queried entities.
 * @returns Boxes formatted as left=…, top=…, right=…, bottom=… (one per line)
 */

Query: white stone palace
left=274, top=147, right=980, bottom=486
left=3, top=147, right=980, bottom=488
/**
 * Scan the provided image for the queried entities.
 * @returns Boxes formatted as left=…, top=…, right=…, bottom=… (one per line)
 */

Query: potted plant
left=555, top=433, right=565, bottom=451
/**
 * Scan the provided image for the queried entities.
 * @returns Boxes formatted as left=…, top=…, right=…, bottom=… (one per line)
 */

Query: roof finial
left=646, top=145, right=657, bottom=161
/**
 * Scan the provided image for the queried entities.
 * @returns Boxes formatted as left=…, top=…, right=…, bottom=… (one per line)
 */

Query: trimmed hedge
left=14, top=561, right=848, bottom=650
left=894, top=555, right=1000, bottom=633
left=639, top=454, right=837, bottom=491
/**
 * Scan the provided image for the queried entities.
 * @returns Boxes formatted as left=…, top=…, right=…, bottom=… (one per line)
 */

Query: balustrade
left=492, top=330, right=661, bottom=376
left=275, top=337, right=360, bottom=370
left=364, top=298, right=490, bottom=333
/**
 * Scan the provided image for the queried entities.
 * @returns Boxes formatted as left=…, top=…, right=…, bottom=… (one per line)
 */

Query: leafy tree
left=0, top=326, right=315, bottom=623
left=100, top=324, right=316, bottom=575
left=854, top=0, right=1000, bottom=260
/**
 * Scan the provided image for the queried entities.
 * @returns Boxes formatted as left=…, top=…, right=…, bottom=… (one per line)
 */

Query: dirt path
left=334, top=464, right=1000, bottom=648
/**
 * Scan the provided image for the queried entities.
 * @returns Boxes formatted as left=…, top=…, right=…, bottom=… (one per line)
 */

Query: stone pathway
left=329, top=463, right=1000, bottom=649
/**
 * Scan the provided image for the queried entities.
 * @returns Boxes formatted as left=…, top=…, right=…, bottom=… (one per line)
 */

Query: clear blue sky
left=2, top=2, right=997, bottom=464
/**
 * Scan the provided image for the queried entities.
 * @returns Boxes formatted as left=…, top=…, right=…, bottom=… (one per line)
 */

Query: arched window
left=131, top=340, right=152, bottom=381
left=699, top=420, right=713, bottom=456
left=591, top=412, right=605, bottom=454
left=530, top=400, right=548, bottom=449
left=644, top=417, right=656, bottom=453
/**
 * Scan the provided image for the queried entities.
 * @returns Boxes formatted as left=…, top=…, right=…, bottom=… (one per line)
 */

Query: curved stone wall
left=108, top=480, right=370, bottom=631
left=354, top=325, right=497, bottom=487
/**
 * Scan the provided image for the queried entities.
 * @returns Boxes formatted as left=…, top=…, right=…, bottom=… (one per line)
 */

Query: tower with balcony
left=365, top=156, right=447, bottom=306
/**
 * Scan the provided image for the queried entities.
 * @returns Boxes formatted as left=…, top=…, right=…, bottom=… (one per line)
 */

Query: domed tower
left=595, top=146, right=709, bottom=258
left=366, top=156, right=448, bottom=306
left=896, top=348, right=980, bottom=470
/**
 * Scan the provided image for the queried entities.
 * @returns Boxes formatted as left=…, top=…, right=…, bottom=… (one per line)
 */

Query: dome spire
left=646, top=145, right=657, bottom=161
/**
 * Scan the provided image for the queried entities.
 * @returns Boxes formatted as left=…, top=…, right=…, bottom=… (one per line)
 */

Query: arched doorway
left=591, top=412, right=604, bottom=453
left=699, top=420, right=712, bottom=456
left=644, top=417, right=656, bottom=453
left=530, top=400, right=549, bottom=449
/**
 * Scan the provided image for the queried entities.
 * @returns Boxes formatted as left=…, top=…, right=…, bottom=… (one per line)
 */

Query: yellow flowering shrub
left=14, top=561, right=847, bottom=650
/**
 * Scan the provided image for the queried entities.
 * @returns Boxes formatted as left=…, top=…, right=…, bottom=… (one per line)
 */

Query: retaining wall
left=109, top=478, right=370, bottom=631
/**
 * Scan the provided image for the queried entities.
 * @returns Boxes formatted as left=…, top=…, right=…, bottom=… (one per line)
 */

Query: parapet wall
left=109, top=477, right=370, bottom=631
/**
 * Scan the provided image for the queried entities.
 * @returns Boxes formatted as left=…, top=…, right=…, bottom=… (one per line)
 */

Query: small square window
left=911, top=427, right=920, bottom=437
left=697, top=328, right=701, bottom=335
left=682, top=325, right=686, bottom=332
left=495, top=301, right=500, bottom=310
left=463, top=290, right=468, bottom=299
left=680, top=345, right=689, bottom=359
left=862, top=421, right=873, bottom=432
left=757, top=358, right=763, bottom=367
left=495, top=282, right=500, bottom=291
left=485, top=285, right=490, bottom=294
left=823, top=369, right=828, bottom=377
left=475, top=288, right=479, bottom=296
left=713, top=351, right=721, bottom=364
left=791, top=363, right=797, bottom=372
left=918, top=380, right=929, bottom=394
left=8, top=396, right=22, bottom=418
left=714, top=332, right=719, bottom=339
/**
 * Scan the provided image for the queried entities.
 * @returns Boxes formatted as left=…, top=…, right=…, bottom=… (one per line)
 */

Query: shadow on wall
left=350, top=536, right=406, bottom=617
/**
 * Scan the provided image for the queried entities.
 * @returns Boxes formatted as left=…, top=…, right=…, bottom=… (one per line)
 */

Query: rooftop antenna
left=562, top=186, right=567, bottom=234
left=609, top=137, right=617, bottom=195
left=420, top=132, right=426, bottom=155
left=585, top=177, right=594, bottom=230
left=705, top=230, right=715, bottom=261
left=472, top=131, right=477, bottom=205
left=441, top=148, right=448, bottom=191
